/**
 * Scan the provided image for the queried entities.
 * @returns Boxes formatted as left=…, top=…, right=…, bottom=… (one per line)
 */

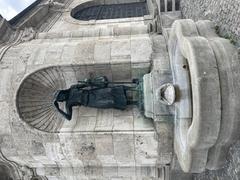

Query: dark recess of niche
left=175, top=0, right=180, bottom=10
left=160, top=0, right=165, bottom=12
left=167, top=0, right=172, bottom=11
left=160, top=0, right=180, bottom=12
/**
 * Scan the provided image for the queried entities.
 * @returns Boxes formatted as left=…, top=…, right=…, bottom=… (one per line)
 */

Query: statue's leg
left=123, top=86, right=139, bottom=91
left=122, top=86, right=139, bottom=106
left=127, top=100, right=138, bottom=105
left=132, top=78, right=140, bottom=84
left=124, top=83, right=144, bottom=111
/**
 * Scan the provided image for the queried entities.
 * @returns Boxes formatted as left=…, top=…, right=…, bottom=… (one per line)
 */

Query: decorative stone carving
left=40, top=0, right=65, bottom=8
left=48, top=0, right=65, bottom=10
left=16, top=66, right=66, bottom=133
left=0, top=149, right=45, bottom=180
left=20, top=27, right=36, bottom=42
left=0, top=27, right=37, bottom=62
left=156, top=83, right=175, bottom=105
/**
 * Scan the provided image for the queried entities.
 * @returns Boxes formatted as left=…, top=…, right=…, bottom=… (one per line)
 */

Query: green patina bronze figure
left=54, top=76, right=142, bottom=120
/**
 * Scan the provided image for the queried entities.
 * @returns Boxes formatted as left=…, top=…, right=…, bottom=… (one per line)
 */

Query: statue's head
left=54, top=90, right=69, bottom=102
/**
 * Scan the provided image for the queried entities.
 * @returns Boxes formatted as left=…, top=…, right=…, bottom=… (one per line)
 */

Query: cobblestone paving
left=194, top=142, right=240, bottom=179
left=181, top=0, right=240, bottom=46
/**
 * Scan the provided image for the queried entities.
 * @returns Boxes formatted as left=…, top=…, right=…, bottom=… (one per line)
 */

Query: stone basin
left=166, top=19, right=240, bottom=173
left=143, top=19, right=240, bottom=173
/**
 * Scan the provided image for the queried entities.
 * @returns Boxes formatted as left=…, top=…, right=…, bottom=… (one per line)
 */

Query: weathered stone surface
left=194, top=142, right=240, bottom=180
left=155, top=121, right=173, bottom=165
left=168, top=19, right=222, bottom=173
left=168, top=19, right=240, bottom=175
left=0, top=1, right=162, bottom=179
left=143, top=70, right=174, bottom=120
left=4, top=0, right=240, bottom=179
left=181, top=0, right=240, bottom=46
left=0, top=3, right=161, bottom=180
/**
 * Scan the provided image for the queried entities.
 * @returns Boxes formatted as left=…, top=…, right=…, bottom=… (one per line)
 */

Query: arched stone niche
left=71, top=0, right=149, bottom=21
left=0, top=160, right=46, bottom=180
left=16, top=64, right=152, bottom=133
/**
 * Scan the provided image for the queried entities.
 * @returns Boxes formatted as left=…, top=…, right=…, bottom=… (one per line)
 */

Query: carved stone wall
left=0, top=0, right=164, bottom=177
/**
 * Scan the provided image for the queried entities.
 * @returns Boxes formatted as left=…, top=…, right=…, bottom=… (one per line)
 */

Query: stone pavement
left=181, top=0, right=240, bottom=46
left=194, top=142, right=240, bottom=180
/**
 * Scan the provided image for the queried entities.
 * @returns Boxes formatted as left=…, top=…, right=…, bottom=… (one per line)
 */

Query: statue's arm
left=65, top=102, right=73, bottom=120
left=71, top=84, right=87, bottom=89
left=54, top=101, right=72, bottom=120
left=91, top=76, right=108, bottom=88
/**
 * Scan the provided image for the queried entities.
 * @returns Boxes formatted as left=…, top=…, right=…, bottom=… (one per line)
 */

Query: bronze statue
left=54, top=76, right=140, bottom=120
